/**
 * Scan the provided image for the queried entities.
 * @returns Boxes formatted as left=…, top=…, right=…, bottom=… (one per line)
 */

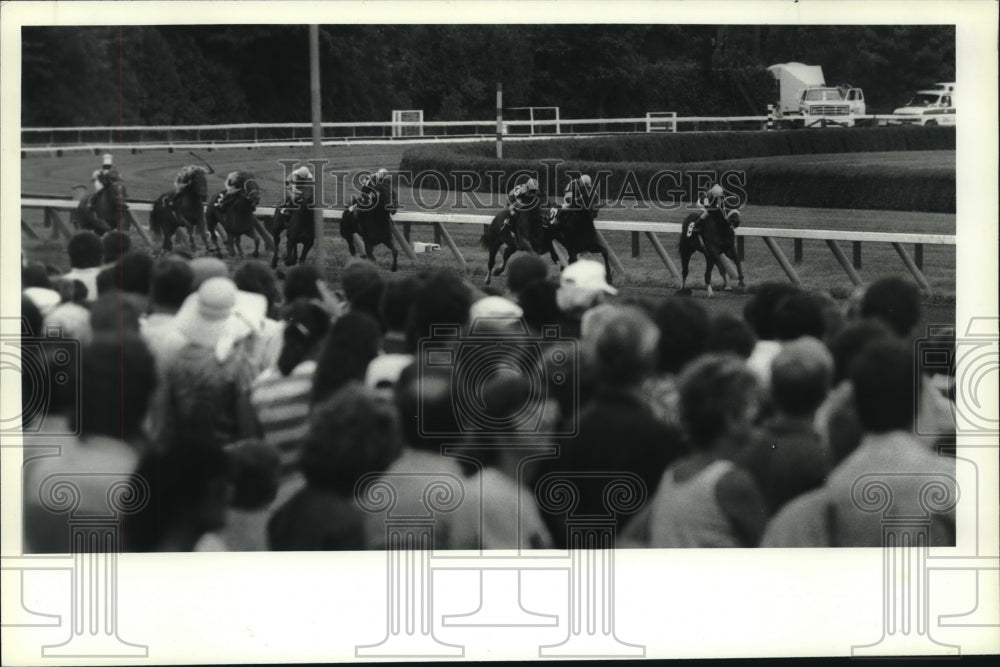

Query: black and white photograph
left=1, top=0, right=997, bottom=662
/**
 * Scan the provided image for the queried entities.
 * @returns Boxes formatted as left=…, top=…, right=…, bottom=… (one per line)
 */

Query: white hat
left=709, top=183, right=725, bottom=197
left=102, top=153, right=113, bottom=166
left=23, top=287, right=62, bottom=317
left=173, top=277, right=237, bottom=348
left=469, top=295, right=524, bottom=321
left=215, top=290, right=268, bottom=361
left=365, top=354, right=414, bottom=390
left=292, top=166, right=313, bottom=181
left=43, top=302, right=93, bottom=346
left=559, top=259, right=617, bottom=295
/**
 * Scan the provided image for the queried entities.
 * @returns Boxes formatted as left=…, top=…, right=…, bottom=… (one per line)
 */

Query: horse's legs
left=703, top=248, right=722, bottom=298
left=383, top=236, right=398, bottom=272
left=299, top=239, right=314, bottom=265
left=485, top=241, right=501, bottom=285
left=252, top=233, right=261, bottom=258
left=724, top=245, right=745, bottom=287
left=600, top=249, right=613, bottom=285
left=495, top=245, right=517, bottom=277
left=286, top=241, right=298, bottom=267
left=679, top=244, right=693, bottom=291
left=363, top=237, right=376, bottom=262
left=271, top=227, right=283, bottom=269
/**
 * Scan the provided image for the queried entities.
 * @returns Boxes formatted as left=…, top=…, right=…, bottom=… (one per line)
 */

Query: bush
left=399, top=127, right=956, bottom=213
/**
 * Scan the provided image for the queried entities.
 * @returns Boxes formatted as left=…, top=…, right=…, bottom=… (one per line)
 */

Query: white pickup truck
left=891, top=83, right=956, bottom=126
left=767, top=62, right=866, bottom=128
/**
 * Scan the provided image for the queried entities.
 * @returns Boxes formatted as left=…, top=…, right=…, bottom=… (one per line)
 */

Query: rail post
left=793, top=238, right=803, bottom=264
left=762, top=236, right=801, bottom=285
left=825, top=239, right=863, bottom=286
left=914, top=243, right=924, bottom=270
left=852, top=241, right=862, bottom=269
left=631, top=231, right=640, bottom=258
left=737, top=235, right=745, bottom=261
left=766, top=104, right=774, bottom=131
left=891, top=242, right=933, bottom=295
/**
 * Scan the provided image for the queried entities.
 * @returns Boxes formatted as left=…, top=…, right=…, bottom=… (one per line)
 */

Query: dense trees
left=21, top=25, right=955, bottom=126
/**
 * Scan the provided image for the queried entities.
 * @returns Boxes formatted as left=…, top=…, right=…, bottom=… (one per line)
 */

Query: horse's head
left=237, top=172, right=261, bottom=208
left=102, top=171, right=126, bottom=208
left=726, top=209, right=742, bottom=229
left=189, top=168, right=209, bottom=201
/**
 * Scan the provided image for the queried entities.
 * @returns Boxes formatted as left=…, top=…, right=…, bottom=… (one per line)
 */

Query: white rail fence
left=20, top=114, right=921, bottom=153
left=22, top=197, right=954, bottom=294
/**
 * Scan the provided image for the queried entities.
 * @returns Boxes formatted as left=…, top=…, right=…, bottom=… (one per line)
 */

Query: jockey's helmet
left=102, top=153, right=113, bottom=167
left=292, top=166, right=313, bottom=182
left=580, top=174, right=592, bottom=187
left=525, top=178, right=539, bottom=191
left=709, top=184, right=725, bottom=198
left=375, top=168, right=388, bottom=182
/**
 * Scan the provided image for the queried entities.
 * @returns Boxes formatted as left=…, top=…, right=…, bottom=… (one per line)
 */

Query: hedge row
left=399, top=149, right=955, bottom=213
left=450, top=126, right=956, bottom=164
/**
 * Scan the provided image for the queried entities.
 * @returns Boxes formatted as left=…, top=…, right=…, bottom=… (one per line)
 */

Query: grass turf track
left=19, top=145, right=956, bottom=327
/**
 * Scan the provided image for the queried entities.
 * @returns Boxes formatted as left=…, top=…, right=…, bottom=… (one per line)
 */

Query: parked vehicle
left=767, top=62, right=865, bottom=128
left=892, top=85, right=956, bottom=126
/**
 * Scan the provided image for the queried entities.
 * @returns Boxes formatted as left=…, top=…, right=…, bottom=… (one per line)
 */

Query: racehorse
left=678, top=208, right=745, bottom=296
left=75, top=172, right=127, bottom=236
left=479, top=207, right=547, bottom=285
left=340, top=205, right=399, bottom=272
left=149, top=167, right=213, bottom=254
left=269, top=200, right=315, bottom=268
left=544, top=206, right=613, bottom=285
left=205, top=172, right=265, bottom=259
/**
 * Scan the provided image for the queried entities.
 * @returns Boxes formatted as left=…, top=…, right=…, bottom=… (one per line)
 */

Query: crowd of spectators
left=19, top=229, right=957, bottom=552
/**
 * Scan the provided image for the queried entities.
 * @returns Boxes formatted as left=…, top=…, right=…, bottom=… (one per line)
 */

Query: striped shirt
left=250, top=360, right=317, bottom=471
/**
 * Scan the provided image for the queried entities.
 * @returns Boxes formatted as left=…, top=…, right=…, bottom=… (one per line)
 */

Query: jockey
left=549, top=174, right=594, bottom=226
left=173, top=165, right=202, bottom=193
left=91, top=153, right=115, bottom=192
left=500, top=177, right=541, bottom=232
left=279, top=166, right=314, bottom=213
left=687, top=183, right=729, bottom=238
left=351, top=168, right=391, bottom=211
left=213, top=171, right=244, bottom=211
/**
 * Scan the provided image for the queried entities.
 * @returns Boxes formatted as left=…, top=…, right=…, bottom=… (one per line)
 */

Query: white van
left=892, top=86, right=956, bottom=126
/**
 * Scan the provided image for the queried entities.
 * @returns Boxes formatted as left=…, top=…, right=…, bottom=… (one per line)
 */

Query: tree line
left=22, top=25, right=955, bottom=127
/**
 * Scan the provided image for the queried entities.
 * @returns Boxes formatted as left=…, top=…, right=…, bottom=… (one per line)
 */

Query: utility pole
left=309, top=25, right=325, bottom=270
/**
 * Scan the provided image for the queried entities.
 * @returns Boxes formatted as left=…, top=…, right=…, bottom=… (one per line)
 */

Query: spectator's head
left=227, top=440, right=280, bottom=511
left=150, top=258, right=194, bottom=313
left=678, top=354, right=761, bottom=448
left=743, top=282, right=800, bottom=340
left=380, top=275, right=418, bottom=334
left=189, top=256, right=229, bottom=289
left=850, top=339, right=916, bottom=433
left=282, top=264, right=322, bottom=303
left=827, top=319, right=894, bottom=385
left=67, top=231, right=103, bottom=270
left=79, top=332, right=156, bottom=442
left=394, top=364, right=458, bottom=451
left=341, top=259, right=382, bottom=306
left=234, top=260, right=281, bottom=319
left=125, top=443, right=231, bottom=552
left=706, top=313, right=756, bottom=359
left=406, top=269, right=474, bottom=352
left=583, top=305, right=659, bottom=388
left=861, top=277, right=922, bottom=338
left=278, top=298, right=331, bottom=377
left=300, top=382, right=402, bottom=494
left=172, top=277, right=238, bottom=348
left=44, top=302, right=93, bottom=348
left=507, top=254, right=549, bottom=296
left=652, top=296, right=709, bottom=374
left=556, top=259, right=616, bottom=318
left=773, top=291, right=826, bottom=341
left=769, top=336, right=835, bottom=418
left=120, top=250, right=153, bottom=296
left=22, top=262, right=52, bottom=290
left=96, top=265, right=119, bottom=297
left=312, top=311, right=382, bottom=404
left=518, top=280, right=561, bottom=334
left=89, top=291, right=144, bottom=334
left=101, top=230, right=131, bottom=265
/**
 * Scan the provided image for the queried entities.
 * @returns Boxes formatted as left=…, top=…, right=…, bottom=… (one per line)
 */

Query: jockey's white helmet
left=580, top=174, right=592, bottom=187
left=102, top=153, right=113, bottom=167
left=526, top=178, right=539, bottom=190
left=375, top=168, right=388, bottom=181
left=292, top=166, right=313, bottom=181
left=709, top=184, right=725, bottom=198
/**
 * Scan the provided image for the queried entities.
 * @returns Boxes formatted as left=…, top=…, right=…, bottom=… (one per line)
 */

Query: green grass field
left=19, top=144, right=956, bottom=326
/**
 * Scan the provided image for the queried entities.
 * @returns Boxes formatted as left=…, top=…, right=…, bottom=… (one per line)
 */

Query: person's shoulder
left=759, top=487, right=831, bottom=548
